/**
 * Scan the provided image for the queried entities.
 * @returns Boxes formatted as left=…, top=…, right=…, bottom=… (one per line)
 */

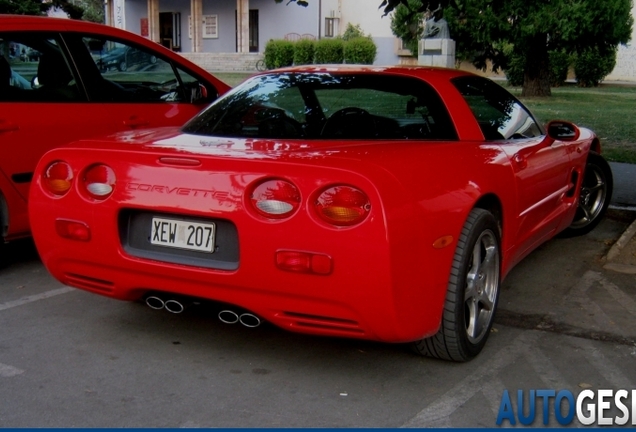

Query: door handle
left=0, top=121, right=19, bottom=133
left=123, top=116, right=150, bottom=128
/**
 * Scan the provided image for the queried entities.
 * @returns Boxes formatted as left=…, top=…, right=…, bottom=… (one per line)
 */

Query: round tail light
left=82, top=164, right=116, bottom=200
left=314, top=185, right=371, bottom=226
left=43, top=161, right=73, bottom=196
left=250, top=179, right=301, bottom=219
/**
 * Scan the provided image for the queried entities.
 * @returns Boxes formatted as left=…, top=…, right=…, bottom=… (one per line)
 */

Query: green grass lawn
left=214, top=72, right=254, bottom=87
left=513, top=84, right=636, bottom=164
left=216, top=73, right=636, bottom=163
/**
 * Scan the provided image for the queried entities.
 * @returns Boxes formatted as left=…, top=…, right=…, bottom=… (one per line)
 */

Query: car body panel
left=0, top=15, right=230, bottom=242
left=29, top=66, right=594, bottom=345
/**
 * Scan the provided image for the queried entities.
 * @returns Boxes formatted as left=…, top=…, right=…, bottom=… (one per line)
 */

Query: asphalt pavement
left=609, top=162, right=636, bottom=211
left=494, top=161, right=636, bottom=350
left=606, top=162, right=636, bottom=275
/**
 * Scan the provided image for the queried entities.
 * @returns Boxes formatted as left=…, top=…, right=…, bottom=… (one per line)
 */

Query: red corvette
left=0, top=15, right=230, bottom=259
left=29, top=66, right=612, bottom=361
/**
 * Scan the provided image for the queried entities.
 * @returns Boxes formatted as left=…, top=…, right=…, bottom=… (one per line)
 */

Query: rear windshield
left=183, top=72, right=458, bottom=140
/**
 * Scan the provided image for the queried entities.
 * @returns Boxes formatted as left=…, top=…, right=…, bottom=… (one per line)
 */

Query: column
left=236, top=0, right=249, bottom=53
left=147, top=0, right=159, bottom=43
left=190, top=0, right=202, bottom=52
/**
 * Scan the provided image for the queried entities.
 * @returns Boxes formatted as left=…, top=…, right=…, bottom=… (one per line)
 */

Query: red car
left=0, top=15, right=230, bottom=257
left=29, top=66, right=612, bottom=361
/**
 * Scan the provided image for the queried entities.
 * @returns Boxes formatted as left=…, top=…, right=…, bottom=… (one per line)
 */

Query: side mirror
left=185, top=82, right=209, bottom=104
left=546, top=120, right=580, bottom=142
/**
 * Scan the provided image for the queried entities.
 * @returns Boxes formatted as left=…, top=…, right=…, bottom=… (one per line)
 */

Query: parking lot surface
left=0, top=211, right=635, bottom=427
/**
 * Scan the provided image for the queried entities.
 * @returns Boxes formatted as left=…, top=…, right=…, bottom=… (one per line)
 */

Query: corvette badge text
left=126, top=183, right=229, bottom=200
left=496, top=389, right=636, bottom=426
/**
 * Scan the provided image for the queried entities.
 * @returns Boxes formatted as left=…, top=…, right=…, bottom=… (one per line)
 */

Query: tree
left=73, top=0, right=105, bottom=23
left=384, top=0, right=633, bottom=96
left=283, top=0, right=634, bottom=96
left=390, top=0, right=425, bottom=56
left=0, top=0, right=85, bottom=19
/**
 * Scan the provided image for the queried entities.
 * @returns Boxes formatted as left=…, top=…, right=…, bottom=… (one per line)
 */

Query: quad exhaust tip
left=218, top=310, right=261, bottom=327
left=145, top=295, right=186, bottom=314
left=145, top=296, right=165, bottom=310
left=145, top=295, right=261, bottom=327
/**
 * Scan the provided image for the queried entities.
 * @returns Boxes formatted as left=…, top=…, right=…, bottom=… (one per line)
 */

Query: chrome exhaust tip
left=164, top=299, right=185, bottom=314
left=218, top=310, right=239, bottom=324
left=239, top=313, right=261, bottom=328
left=145, top=296, right=165, bottom=310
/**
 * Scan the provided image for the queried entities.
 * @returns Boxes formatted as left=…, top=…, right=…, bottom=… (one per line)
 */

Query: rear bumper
left=39, top=230, right=448, bottom=342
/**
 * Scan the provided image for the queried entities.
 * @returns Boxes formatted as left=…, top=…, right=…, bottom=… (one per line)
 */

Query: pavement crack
left=495, top=308, right=636, bottom=346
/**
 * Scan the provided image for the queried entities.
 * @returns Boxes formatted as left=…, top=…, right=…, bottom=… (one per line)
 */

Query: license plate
left=150, top=217, right=216, bottom=253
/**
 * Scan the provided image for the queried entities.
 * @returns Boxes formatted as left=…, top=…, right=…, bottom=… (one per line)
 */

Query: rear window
left=183, top=72, right=458, bottom=140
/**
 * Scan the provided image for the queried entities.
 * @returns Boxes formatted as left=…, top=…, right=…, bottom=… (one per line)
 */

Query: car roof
left=270, top=64, right=476, bottom=82
left=0, top=14, right=231, bottom=92
left=0, top=14, right=122, bottom=32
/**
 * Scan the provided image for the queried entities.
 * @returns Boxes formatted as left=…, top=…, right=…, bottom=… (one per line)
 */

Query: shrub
left=343, top=37, right=377, bottom=64
left=504, top=52, right=525, bottom=87
left=548, top=50, right=571, bottom=87
left=293, top=39, right=315, bottom=65
left=342, top=23, right=366, bottom=41
left=263, top=39, right=295, bottom=69
left=574, top=47, right=617, bottom=87
left=314, top=38, right=344, bottom=64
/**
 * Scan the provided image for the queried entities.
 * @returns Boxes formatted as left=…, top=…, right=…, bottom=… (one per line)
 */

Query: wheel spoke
left=465, top=298, right=479, bottom=339
left=579, top=201, right=593, bottom=222
left=587, top=181, right=604, bottom=193
left=464, top=230, right=500, bottom=344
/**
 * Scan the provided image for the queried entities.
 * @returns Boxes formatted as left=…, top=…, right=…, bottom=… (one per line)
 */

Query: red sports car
left=0, top=15, right=230, bottom=259
left=29, top=66, right=612, bottom=361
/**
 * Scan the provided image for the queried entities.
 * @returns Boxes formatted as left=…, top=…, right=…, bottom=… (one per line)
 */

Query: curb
left=603, top=217, right=636, bottom=274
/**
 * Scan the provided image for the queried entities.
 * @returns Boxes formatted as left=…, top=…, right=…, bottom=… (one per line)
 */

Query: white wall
left=606, top=3, right=636, bottom=82
left=320, top=0, right=400, bottom=65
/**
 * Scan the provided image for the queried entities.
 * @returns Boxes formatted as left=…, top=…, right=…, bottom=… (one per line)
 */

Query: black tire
left=0, top=240, right=5, bottom=269
left=118, top=61, right=127, bottom=72
left=562, top=152, right=613, bottom=237
left=0, top=204, right=5, bottom=269
left=412, top=208, right=501, bottom=361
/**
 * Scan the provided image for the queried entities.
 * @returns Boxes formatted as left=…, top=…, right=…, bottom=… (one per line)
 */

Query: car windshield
left=183, top=72, right=458, bottom=140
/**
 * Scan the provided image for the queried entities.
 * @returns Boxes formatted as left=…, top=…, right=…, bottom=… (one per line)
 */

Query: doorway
left=235, top=9, right=259, bottom=52
left=249, top=10, right=259, bottom=52
left=159, top=12, right=181, bottom=51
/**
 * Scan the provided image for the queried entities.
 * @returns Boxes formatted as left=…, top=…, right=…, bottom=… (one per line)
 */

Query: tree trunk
left=521, top=34, right=551, bottom=97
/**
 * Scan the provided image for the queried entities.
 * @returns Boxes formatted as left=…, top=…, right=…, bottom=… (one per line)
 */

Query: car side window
left=452, top=76, right=543, bottom=140
left=0, top=33, right=83, bottom=102
left=82, top=37, right=204, bottom=103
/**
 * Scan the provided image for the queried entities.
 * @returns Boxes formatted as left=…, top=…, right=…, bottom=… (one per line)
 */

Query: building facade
left=104, top=0, right=403, bottom=66
left=104, top=0, right=634, bottom=80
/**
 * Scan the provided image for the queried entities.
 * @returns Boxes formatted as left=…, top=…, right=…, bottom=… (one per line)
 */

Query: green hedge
left=263, top=39, right=295, bottom=69
left=574, top=47, right=617, bottom=87
left=264, top=36, right=378, bottom=67
left=343, top=37, right=377, bottom=64
left=314, top=38, right=344, bottom=64
left=293, top=39, right=315, bottom=65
